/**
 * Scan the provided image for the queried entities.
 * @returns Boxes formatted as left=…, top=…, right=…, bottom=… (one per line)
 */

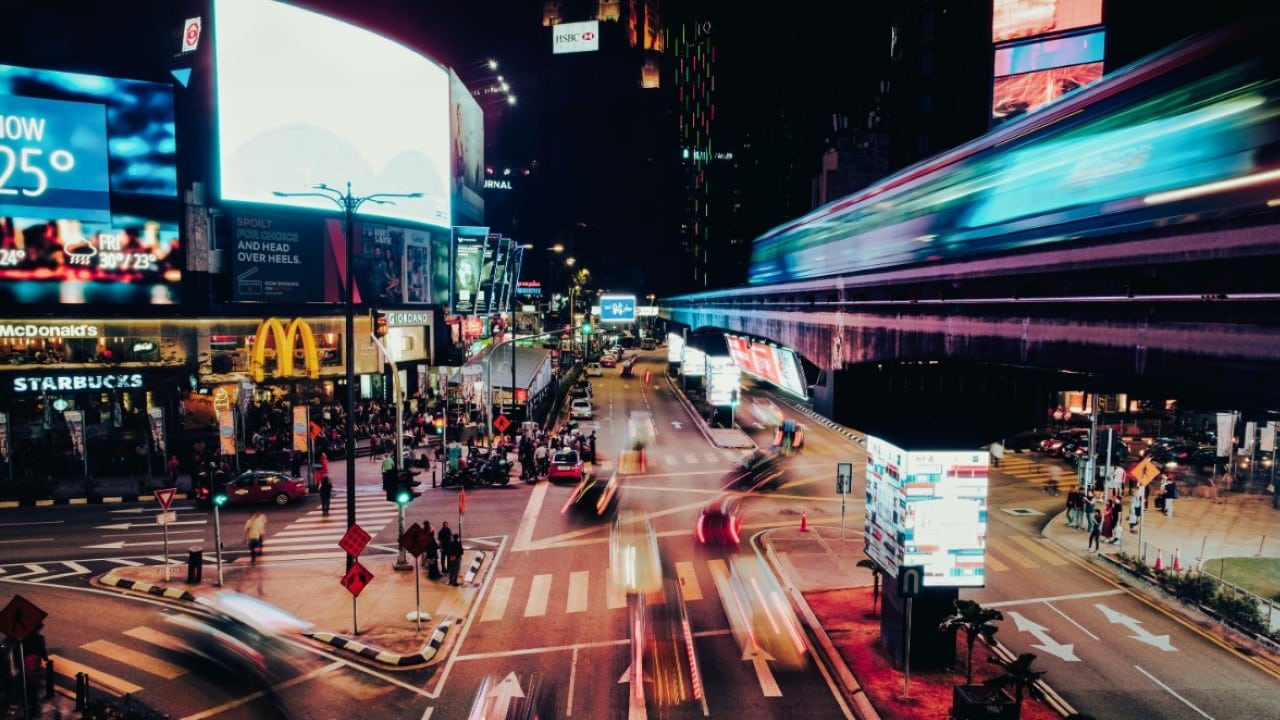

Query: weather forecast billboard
left=214, top=0, right=451, bottom=228
left=0, top=64, right=180, bottom=305
left=864, top=435, right=989, bottom=587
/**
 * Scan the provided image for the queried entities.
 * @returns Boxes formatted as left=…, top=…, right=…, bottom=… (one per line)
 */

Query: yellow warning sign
left=1132, top=457, right=1161, bottom=487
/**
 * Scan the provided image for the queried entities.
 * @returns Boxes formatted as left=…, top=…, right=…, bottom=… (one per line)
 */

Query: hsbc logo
left=552, top=20, right=600, bottom=54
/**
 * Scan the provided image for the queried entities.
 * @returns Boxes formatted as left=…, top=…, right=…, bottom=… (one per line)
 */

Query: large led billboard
left=450, top=71, right=485, bottom=226
left=864, top=435, right=989, bottom=587
left=992, top=0, right=1102, bottom=44
left=0, top=64, right=180, bottom=305
left=725, top=334, right=808, bottom=400
left=214, top=0, right=451, bottom=228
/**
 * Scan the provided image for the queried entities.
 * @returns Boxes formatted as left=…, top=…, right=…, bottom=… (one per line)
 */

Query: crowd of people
left=1065, top=475, right=1180, bottom=552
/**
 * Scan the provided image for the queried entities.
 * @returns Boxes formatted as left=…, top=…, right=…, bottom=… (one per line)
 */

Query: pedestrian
left=319, top=475, right=333, bottom=517
left=423, top=521, right=440, bottom=578
left=245, top=511, right=267, bottom=562
left=1087, top=505, right=1102, bottom=552
left=1065, top=487, right=1080, bottom=528
left=1101, top=499, right=1119, bottom=544
left=437, top=521, right=453, bottom=576
left=446, top=534, right=464, bottom=586
left=1128, top=485, right=1143, bottom=532
left=165, top=455, right=180, bottom=487
left=1163, top=476, right=1178, bottom=517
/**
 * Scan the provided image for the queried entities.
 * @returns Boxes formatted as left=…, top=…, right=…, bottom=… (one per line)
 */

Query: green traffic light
left=580, top=321, right=593, bottom=336
left=396, top=489, right=411, bottom=505
left=213, top=494, right=228, bottom=507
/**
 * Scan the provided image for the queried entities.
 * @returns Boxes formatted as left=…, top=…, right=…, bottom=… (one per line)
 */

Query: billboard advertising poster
left=775, top=347, right=808, bottom=399
left=749, top=343, right=782, bottom=386
left=666, top=332, right=684, bottom=363
left=0, top=64, right=180, bottom=305
left=214, top=0, right=451, bottom=228
left=229, top=210, right=324, bottom=302
left=403, top=227, right=433, bottom=304
left=449, top=71, right=485, bottom=226
left=476, top=233, right=501, bottom=314
left=599, top=294, right=637, bottom=323
left=863, top=434, right=989, bottom=588
left=993, top=30, right=1105, bottom=78
left=992, top=0, right=1102, bottom=44
left=553, top=20, right=600, bottom=54
left=354, top=222, right=405, bottom=306
left=706, top=355, right=740, bottom=407
left=451, top=226, right=487, bottom=314
left=992, top=61, right=1104, bottom=125
left=490, top=238, right=512, bottom=313
left=724, top=335, right=755, bottom=376
left=682, top=346, right=706, bottom=377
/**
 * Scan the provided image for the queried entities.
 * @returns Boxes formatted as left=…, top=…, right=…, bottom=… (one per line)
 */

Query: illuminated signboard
left=724, top=335, right=755, bottom=375
left=682, top=346, right=706, bottom=376
left=864, top=435, right=989, bottom=587
left=451, top=226, right=488, bottom=314
left=599, top=294, right=637, bottom=322
left=992, top=0, right=1101, bottom=43
left=553, top=20, right=600, bottom=54
left=706, top=355, right=740, bottom=406
left=0, top=64, right=180, bottom=305
left=667, top=332, right=684, bottom=363
left=214, top=0, right=451, bottom=228
left=450, top=70, right=485, bottom=225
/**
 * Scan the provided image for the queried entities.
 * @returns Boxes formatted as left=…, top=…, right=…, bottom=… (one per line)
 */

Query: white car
left=571, top=397, right=594, bottom=419
left=585, top=362, right=603, bottom=377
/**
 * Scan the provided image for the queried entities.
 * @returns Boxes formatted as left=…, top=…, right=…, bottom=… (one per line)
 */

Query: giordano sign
left=250, top=318, right=320, bottom=383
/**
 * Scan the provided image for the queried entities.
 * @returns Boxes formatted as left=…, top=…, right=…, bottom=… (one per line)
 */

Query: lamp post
left=272, top=182, right=421, bottom=572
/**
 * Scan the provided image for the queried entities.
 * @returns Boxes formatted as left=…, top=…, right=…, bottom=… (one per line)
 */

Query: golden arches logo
left=250, top=318, right=320, bottom=383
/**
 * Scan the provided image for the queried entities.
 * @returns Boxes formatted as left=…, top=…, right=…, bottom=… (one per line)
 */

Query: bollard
left=44, top=657, right=54, bottom=699
left=187, top=546, right=203, bottom=583
left=76, top=672, right=87, bottom=711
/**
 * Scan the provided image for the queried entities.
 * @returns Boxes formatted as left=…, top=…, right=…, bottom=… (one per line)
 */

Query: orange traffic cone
left=1153, top=548, right=1165, bottom=571
left=800, top=511, right=809, bottom=532
left=1173, top=547, right=1182, bottom=572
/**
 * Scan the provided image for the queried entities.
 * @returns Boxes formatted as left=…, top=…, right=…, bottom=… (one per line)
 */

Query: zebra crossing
left=637, top=448, right=747, bottom=472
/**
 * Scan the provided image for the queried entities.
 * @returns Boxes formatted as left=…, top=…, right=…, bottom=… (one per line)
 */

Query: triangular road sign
left=154, top=487, right=177, bottom=510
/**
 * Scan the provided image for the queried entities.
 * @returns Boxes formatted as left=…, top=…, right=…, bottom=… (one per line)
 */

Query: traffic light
left=433, top=414, right=446, bottom=434
left=383, top=471, right=398, bottom=501
left=374, top=312, right=388, bottom=338
left=579, top=319, right=593, bottom=336
left=213, top=492, right=227, bottom=507
left=396, top=486, right=413, bottom=505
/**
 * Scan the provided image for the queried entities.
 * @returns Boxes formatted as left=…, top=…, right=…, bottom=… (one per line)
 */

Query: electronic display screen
left=992, top=0, right=1102, bottom=44
left=214, top=0, right=451, bottom=228
left=451, top=226, right=488, bottom=314
left=0, top=63, right=180, bottom=305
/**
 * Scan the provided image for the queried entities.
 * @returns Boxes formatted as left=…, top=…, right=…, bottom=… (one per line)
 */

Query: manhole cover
left=1001, top=508, right=1044, bottom=516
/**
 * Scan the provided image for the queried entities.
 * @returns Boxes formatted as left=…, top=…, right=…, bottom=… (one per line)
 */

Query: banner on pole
left=147, top=407, right=166, bottom=454
left=218, top=408, right=236, bottom=456
left=292, top=405, right=310, bottom=452
left=0, top=412, right=8, bottom=463
left=64, top=410, right=85, bottom=459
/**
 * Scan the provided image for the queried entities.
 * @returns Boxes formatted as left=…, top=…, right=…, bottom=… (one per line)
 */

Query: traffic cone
left=1153, top=548, right=1165, bottom=571
left=1173, top=547, right=1183, bottom=572
left=800, top=511, right=809, bottom=532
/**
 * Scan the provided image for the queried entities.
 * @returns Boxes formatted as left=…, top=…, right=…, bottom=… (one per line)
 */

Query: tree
left=939, top=599, right=1003, bottom=686
left=986, top=652, right=1046, bottom=709
left=856, top=558, right=883, bottom=615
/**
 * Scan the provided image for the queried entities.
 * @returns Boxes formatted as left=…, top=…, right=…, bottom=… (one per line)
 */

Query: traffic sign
left=836, top=462, right=853, bottom=495
left=400, top=522, right=430, bottom=557
left=493, top=414, right=511, bottom=434
left=0, top=594, right=47, bottom=642
left=156, top=511, right=178, bottom=525
left=338, top=524, right=371, bottom=557
left=340, top=561, right=374, bottom=597
left=1132, top=457, right=1160, bottom=487
left=154, top=487, right=177, bottom=511
left=898, top=565, right=925, bottom=598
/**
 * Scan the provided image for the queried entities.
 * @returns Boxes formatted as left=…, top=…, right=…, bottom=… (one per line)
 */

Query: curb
left=781, top=399, right=865, bottom=447
left=305, top=618, right=454, bottom=667
left=100, top=573, right=198, bottom=602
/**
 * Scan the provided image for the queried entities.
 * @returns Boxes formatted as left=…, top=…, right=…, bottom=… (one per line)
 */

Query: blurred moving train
left=748, top=14, right=1280, bottom=286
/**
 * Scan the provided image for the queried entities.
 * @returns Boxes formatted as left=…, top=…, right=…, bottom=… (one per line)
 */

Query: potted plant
left=941, top=600, right=1016, bottom=719
left=984, top=652, right=1047, bottom=715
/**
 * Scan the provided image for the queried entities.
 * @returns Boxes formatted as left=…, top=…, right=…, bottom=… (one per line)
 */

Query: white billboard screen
left=214, top=0, right=452, bottom=228
left=553, top=20, right=600, bottom=54
left=864, top=437, right=989, bottom=587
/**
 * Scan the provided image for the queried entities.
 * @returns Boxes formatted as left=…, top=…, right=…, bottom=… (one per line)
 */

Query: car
left=571, top=397, right=594, bottom=419
left=695, top=494, right=743, bottom=545
left=600, top=355, right=617, bottom=368
left=1164, top=446, right=1224, bottom=473
left=562, top=470, right=620, bottom=517
left=585, top=362, right=603, bottom=377
left=199, top=470, right=308, bottom=507
left=547, top=449, right=585, bottom=483
left=720, top=448, right=788, bottom=491
left=641, top=337, right=657, bottom=350
left=620, top=359, right=636, bottom=377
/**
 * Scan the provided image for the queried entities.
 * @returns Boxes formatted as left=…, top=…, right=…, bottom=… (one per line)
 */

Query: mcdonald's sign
left=250, top=317, right=321, bottom=383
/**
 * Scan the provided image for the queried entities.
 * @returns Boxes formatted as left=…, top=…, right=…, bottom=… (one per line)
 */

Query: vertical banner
left=292, top=405, right=310, bottom=453
left=64, top=410, right=86, bottom=459
left=505, top=244, right=524, bottom=314
left=218, top=408, right=237, bottom=456
left=491, top=238, right=513, bottom=314
left=147, top=407, right=166, bottom=454
left=477, top=233, right=502, bottom=315
left=451, top=226, right=489, bottom=314
left=1260, top=422, right=1276, bottom=453
left=1243, top=421, right=1257, bottom=453
left=1216, top=412, right=1235, bottom=456
left=0, top=411, right=8, bottom=463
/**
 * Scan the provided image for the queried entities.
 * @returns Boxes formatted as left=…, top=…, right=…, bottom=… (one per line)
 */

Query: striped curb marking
left=1, top=492, right=197, bottom=510
left=306, top=618, right=454, bottom=666
left=783, top=400, right=865, bottom=446
left=100, top=574, right=197, bottom=602
left=463, top=551, right=486, bottom=584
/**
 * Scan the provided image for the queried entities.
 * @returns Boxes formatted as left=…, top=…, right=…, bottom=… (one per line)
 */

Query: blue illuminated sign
left=599, top=294, right=636, bottom=323
left=0, top=94, right=110, bottom=221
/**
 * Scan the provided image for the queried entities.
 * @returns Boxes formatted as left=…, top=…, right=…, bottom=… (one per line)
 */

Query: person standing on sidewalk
left=1087, top=505, right=1103, bottom=551
left=1065, top=487, right=1080, bottom=528
left=437, top=521, right=453, bottom=577
left=446, top=534, right=464, bottom=586
left=1128, top=485, right=1143, bottom=533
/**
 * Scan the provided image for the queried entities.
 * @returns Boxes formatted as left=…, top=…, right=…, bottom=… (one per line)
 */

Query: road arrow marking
left=671, top=421, right=683, bottom=429
left=1095, top=603, right=1176, bottom=651
left=96, top=520, right=207, bottom=531
left=744, top=643, right=783, bottom=696
left=1007, top=611, right=1079, bottom=662
left=480, top=672, right=524, bottom=719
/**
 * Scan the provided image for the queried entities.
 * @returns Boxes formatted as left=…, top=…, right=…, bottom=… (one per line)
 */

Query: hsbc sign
left=553, top=20, right=600, bottom=54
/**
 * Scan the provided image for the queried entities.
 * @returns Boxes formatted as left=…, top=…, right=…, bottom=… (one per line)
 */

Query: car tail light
left=695, top=515, right=707, bottom=543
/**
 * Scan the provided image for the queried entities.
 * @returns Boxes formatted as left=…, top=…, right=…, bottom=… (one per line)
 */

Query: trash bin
left=186, top=546, right=203, bottom=583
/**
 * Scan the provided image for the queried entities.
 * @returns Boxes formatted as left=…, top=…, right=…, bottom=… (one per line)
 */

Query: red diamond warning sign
left=0, top=595, right=47, bottom=642
left=340, top=562, right=373, bottom=597
left=493, top=414, right=511, bottom=434
left=339, top=523, right=371, bottom=557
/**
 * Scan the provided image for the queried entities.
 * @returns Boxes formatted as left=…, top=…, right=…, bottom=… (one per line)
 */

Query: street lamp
left=272, top=182, right=421, bottom=572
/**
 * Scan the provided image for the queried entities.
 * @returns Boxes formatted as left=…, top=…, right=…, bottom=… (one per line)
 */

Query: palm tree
left=856, top=558, right=883, bottom=615
left=938, top=599, right=1003, bottom=686
left=986, top=652, right=1046, bottom=709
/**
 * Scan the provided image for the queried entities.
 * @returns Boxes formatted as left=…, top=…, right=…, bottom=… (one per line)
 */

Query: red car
left=197, top=470, right=308, bottom=507
left=696, top=495, right=743, bottom=546
left=547, top=449, right=585, bottom=484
